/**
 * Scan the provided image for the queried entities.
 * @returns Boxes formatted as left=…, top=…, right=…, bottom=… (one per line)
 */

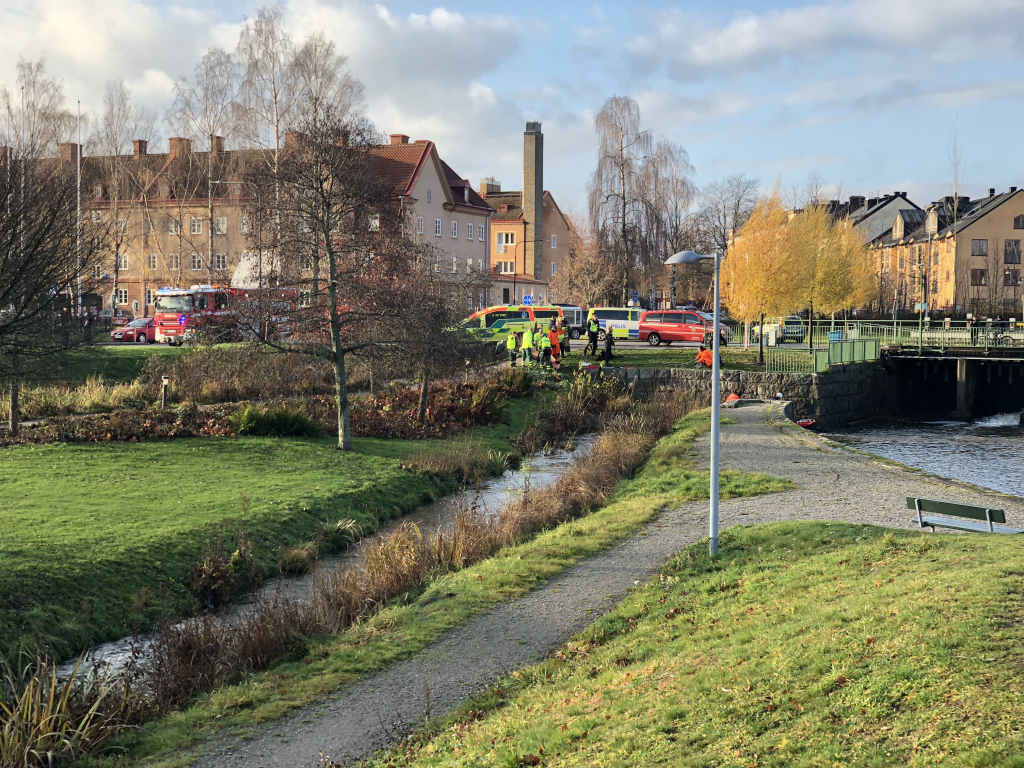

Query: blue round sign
left=522, top=295, right=533, bottom=306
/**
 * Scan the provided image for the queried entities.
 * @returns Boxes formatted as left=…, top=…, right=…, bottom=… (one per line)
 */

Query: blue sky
left=4, top=0, right=1024, bottom=213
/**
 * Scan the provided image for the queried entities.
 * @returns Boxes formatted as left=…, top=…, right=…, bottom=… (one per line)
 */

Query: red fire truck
left=153, top=285, right=245, bottom=345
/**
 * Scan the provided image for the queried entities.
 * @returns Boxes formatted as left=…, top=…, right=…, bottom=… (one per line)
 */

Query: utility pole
left=77, top=101, right=82, bottom=318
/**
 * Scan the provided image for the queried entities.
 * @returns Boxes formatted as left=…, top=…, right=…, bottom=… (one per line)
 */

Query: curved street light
left=666, top=250, right=723, bottom=556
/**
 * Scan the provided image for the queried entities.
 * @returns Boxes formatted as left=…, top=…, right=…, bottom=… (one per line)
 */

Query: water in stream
left=60, top=435, right=596, bottom=678
left=826, top=412, right=1024, bottom=498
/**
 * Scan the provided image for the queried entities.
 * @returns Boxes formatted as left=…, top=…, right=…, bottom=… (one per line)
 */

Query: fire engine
left=153, top=285, right=245, bottom=345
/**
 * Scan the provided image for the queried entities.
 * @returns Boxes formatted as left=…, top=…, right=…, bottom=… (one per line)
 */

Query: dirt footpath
left=191, top=404, right=1024, bottom=767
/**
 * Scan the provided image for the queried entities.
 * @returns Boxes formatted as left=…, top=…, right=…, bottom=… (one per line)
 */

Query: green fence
left=750, top=319, right=1024, bottom=350
left=765, top=338, right=880, bottom=374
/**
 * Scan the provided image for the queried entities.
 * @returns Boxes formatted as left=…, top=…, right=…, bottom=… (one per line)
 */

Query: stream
left=60, top=435, right=597, bottom=679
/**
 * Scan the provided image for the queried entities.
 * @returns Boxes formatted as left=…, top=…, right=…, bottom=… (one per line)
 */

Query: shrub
left=278, top=541, right=319, bottom=575
left=496, top=367, right=534, bottom=398
left=228, top=404, right=322, bottom=437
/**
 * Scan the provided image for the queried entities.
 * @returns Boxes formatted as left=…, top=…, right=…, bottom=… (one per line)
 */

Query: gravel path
left=190, top=403, right=1024, bottom=768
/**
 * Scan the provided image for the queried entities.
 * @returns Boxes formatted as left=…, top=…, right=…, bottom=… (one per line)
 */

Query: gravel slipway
left=189, top=403, right=1024, bottom=767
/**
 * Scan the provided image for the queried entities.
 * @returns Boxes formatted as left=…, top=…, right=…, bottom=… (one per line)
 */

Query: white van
left=554, top=304, right=585, bottom=338
left=591, top=307, right=642, bottom=340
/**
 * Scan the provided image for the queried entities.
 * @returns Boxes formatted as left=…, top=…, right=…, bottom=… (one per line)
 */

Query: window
left=298, top=290, right=312, bottom=308
left=116, top=288, right=129, bottom=305
left=145, top=289, right=155, bottom=306
left=426, top=189, right=432, bottom=203
left=451, top=256, right=457, bottom=272
left=147, top=253, right=158, bottom=271
left=479, top=224, right=485, bottom=241
left=932, top=251, right=939, bottom=265
left=946, top=239, right=952, bottom=253
left=551, top=235, right=557, bottom=249
left=971, top=269, right=988, bottom=286
left=1015, top=215, right=1024, bottom=229
left=972, top=239, right=988, bottom=257
left=479, top=258, right=486, bottom=272
left=496, top=231, right=515, bottom=254
left=90, top=211, right=101, bottom=223
left=432, top=256, right=440, bottom=272
left=91, top=265, right=102, bottom=279
left=1005, top=270, right=1021, bottom=286
left=168, top=253, right=180, bottom=271
left=214, top=216, right=227, bottom=235
left=240, top=216, right=251, bottom=235
left=551, top=262, right=557, bottom=277
left=214, top=253, right=227, bottom=271
left=498, top=261, right=515, bottom=274
left=116, top=254, right=129, bottom=270
left=898, top=256, right=904, bottom=269
left=466, top=258, right=473, bottom=273
left=190, top=252, right=202, bottom=271
left=467, top=223, right=473, bottom=240
left=435, top=218, right=442, bottom=237
left=190, top=217, right=202, bottom=235
left=116, top=218, right=127, bottom=234
left=946, top=270, right=951, bottom=282
left=168, top=217, right=180, bottom=235
left=368, top=214, right=380, bottom=232
left=451, top=220, right=459, bottom=238
left=417, top=216, right=424, bottom=234
left=1005, top=239, right=1021, bottom=264
left=467, top=294, right=474, bottom=311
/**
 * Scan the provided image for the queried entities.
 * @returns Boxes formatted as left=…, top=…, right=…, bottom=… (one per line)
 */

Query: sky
left=3, top=0, right=1024, bottom=214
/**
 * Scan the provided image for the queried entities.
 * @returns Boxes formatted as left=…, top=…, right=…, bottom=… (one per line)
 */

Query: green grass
left=561, top=347, right=764, bottom=372
left=94, top=410, right=789, bottom=767
left=47, top=345, right=186, bottom=386
left=0, top=398, right=536, bottom=662
left=375, top=521, right=1024, bottom=768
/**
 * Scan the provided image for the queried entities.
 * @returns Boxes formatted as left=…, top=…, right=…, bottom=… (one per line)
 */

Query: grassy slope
left=561, top=348, right=763, bottom=372
left=378, top=522, right=1024, bottom=768
left=48, top=345, right=187, bottom=386
left=104, top=410, right=790, bottom=767
left=0, top=398, right=533, bottom=661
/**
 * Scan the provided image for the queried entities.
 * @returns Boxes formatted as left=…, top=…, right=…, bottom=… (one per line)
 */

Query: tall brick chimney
left=58, top=142, right=81, bottom=165
left=479, top=177, right=501, bottom=197
left=168, top=137, right=192, bottom=161
left=133, top=139, right=148, bottom=160
left=210, top=135, right=225, bottom=157
left=523, top=122, right=544, bottom=280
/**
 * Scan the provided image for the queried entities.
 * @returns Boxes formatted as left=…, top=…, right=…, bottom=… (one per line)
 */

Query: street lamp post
left=666, top=249, right=723, bottom=555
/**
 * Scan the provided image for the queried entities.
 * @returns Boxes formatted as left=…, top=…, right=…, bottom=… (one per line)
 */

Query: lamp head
left=665, top=250, right=717, bottom=265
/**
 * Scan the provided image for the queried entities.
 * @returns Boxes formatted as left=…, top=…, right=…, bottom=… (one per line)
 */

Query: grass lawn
left=375, top=521, right=1024, bottom=768
left=0, top=398, right=534, bottom=662
left=561, top=347, right=765, bottom=372
left=100, top=410, right=790, bottom=767
left=48, top=345, right=186, bottom=386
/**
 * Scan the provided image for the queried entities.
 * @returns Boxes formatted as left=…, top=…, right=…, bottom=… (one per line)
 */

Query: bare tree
left=291, top=32, right=364, bottom=129
left=88, top=80, right=158, bottom=313
left=170, top=48, right=238, bottom=284
left=1, top=58, right=76, bottom=156
left=550, top=213, right=618, bottom=307
left=696, top=174, right=760, bottom=255
left=1, top=147, right=105, bottom=433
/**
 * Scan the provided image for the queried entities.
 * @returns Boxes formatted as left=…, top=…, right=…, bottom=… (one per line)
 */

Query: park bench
left=906, top=496, right=1023, bottom=534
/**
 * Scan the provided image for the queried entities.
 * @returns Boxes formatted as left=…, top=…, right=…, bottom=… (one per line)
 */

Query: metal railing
left=750, top=318, right=1024, bottom=351
left=765, top=338, right=880, bottom=374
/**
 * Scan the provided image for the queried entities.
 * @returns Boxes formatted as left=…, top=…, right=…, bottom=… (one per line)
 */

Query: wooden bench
left=906, top=496, right=1023, bottom=534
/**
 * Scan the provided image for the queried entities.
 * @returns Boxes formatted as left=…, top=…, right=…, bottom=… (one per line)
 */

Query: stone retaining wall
left=597, top=362, right=889, bottom=430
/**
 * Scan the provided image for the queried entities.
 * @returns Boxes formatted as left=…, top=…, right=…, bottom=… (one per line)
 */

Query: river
left=826, top=412, right=1023, bottom=498
left=59, top=435, right=596, bottom=678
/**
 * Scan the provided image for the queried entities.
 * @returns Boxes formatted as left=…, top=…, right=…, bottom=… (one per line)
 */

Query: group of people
left=506, top=317, right=571, bottom=370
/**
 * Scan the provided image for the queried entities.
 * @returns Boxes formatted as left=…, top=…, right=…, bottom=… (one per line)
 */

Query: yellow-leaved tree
left=722, top=188, right=803, bottom=362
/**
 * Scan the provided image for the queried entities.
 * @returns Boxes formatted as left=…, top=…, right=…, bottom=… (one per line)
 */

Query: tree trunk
left=757, top=313, right=765, bottom=366
left=743, top=319, right=749, bottom=350
left=8, top=381, right=19, bottom=438
left=417, top=363, right=430, bottom=425
left=333, top=347, right=350, bottom=451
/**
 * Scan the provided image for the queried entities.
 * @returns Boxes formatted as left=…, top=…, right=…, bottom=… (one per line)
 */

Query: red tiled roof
left=439, top=159, right=491, bottom=211
left=484, top=191, right=524, bottom=221
left=367, top=142, right=433, bottom=196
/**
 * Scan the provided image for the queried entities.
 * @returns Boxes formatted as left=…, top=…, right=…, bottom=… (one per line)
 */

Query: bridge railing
left=765, top=339, right=880, bottom=373
left=755, top=319, right=1024, bottom=350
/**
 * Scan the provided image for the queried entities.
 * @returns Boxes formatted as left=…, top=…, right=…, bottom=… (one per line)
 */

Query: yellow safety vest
left=540, top=336, right=552, bottom=350
left=523, top=331, right=533, bottom=348
left=506, top=333, right=517, bottom=350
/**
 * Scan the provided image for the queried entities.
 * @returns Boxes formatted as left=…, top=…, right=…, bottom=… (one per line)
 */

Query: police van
left=591, top=307, right=642, bottom=340
left=462, top=305, right=565, bottom=343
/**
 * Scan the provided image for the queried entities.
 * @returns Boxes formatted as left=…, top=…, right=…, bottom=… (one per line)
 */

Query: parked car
left=638, top=310, right=729, bottom=347
left=99, top=308, right=131, bottom=328
left=591, top=307, right=642, bottom=340
left=553, top=304, right=585, bottom=338
left=110, top=317, right=156, bottom=343
left=750, top=315, right=806, bottom=343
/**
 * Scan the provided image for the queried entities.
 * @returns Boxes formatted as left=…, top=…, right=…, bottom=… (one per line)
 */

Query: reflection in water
left=61, top=436, right=596, bottom=678
left=827, top=412, right=1023, bottom=497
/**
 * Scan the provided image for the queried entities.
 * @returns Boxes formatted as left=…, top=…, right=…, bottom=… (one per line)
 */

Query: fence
left=765, top=338, right=880, bottom=374
left=747, top=318, right=1024, bottom=350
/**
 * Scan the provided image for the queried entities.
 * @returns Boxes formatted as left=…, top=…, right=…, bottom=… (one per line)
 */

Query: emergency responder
left=521, top=325, right=534, bottom=367
left=547, top=323, right=561, bottom=369
left=539, top=331, right=553, bottom=368
left=506, top=329, right=519, bottom=367
left=558, top=318, right=569, bottom=356
left=695, top=344, right=714, bottom=368
left=602, top=329, right=615, bottom=365
left=584, top=313, right=600, bottom=357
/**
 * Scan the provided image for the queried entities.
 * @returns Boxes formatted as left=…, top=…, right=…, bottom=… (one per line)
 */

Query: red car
left=639, top=310, right=727, bottom=346
left=110, top=317, right=156, bottom=343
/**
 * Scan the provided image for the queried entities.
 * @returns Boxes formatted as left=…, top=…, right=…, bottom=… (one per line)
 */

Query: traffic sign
left=522, top=294, right=533, bottom=306
left=632, top=289, right=639, bottom=303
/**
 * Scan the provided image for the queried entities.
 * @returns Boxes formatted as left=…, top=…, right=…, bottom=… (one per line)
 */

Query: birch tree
left=0, top=58, right=76, bottom=156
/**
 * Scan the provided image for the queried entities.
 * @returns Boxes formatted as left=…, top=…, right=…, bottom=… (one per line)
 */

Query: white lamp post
left=666, top=249, right=723, bottom=555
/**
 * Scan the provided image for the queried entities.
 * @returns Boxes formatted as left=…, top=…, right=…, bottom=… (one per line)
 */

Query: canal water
left=60, top=435, right=596, bottom=678
left=826, top=412, right=1024, bottom=498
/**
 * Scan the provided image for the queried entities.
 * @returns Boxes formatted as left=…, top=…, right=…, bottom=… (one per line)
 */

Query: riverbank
left=0, top=398, right=532, bottom=662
